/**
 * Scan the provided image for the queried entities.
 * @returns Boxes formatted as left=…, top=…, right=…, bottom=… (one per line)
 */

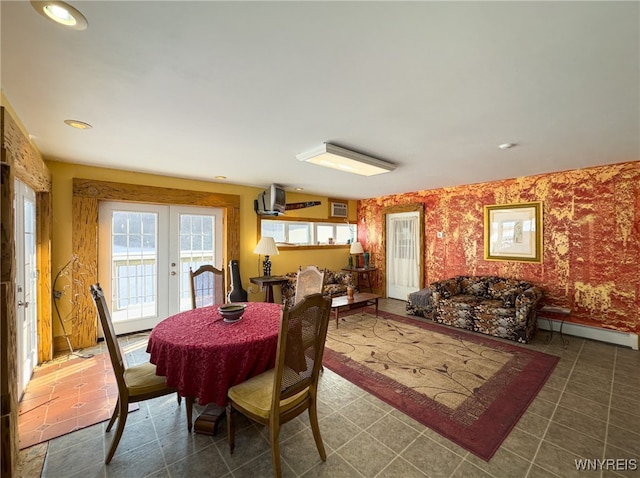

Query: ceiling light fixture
left=64, top=119, right=92, bottom=129
left=214, top=175, right=227, bottom=180
left=498, top=143, right=516, bottom=150
left=31, top=1, right=88, bottom=30
left=296, top=143, right=396, bottom=177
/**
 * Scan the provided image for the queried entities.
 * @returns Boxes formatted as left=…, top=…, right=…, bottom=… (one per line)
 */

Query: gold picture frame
left=484, top=202, right=542, bottom=263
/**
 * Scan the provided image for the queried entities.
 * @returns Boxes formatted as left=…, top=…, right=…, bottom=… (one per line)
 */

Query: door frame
left=14, top=179, right=38, bottom=398
left=380, top=204, right=424, bottom=299
left=70, top=178, right=240, bottom=350
left=98, top=201, right=225, bottom=334
left=386, top=210, right=421, bottom=300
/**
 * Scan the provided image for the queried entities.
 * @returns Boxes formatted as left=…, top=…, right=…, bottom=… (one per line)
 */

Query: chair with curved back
left=189, top=264, right=225, bottom=309
left=90, top=283, right=192, bottom=464
left=293, top=265, right=325, bottom=306
left=225, top=293, right=332, bottom=478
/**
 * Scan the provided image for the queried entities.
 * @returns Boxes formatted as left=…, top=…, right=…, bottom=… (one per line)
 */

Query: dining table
left=146, top=301, right=283, bottom=433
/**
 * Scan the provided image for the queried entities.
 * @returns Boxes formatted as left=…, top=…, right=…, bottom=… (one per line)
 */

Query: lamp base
left=263, top=256, right=272, bottom=277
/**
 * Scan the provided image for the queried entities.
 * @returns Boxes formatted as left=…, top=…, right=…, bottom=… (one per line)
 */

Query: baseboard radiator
left=537, top=318, right=639, bottom=351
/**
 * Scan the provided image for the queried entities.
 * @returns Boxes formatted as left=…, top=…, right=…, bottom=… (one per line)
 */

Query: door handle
left=17, top=301, right=29, bottom=308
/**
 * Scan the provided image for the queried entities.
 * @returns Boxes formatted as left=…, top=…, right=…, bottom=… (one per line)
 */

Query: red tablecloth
left=147, top=302, right=282, bottom=406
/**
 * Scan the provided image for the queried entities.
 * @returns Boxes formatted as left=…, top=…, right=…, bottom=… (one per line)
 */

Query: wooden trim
left=37, top=192, right=53, bottom=362
left=1, top=105, right=52, bottom=478
left=0, top=163, right=18, bottom=478
left=70, top=178, right=241, bottom=349
left=380, top=204, right=425, bottom=298
left=260, top=215, right=349, bottom=224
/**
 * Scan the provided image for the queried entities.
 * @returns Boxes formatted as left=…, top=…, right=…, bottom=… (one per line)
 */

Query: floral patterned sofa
left=281, top=268, right=354, bottom=309
left=407, top=275, right=543, bottom=343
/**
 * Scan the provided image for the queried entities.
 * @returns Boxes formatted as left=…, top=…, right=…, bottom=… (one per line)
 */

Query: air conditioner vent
left=330, top=201, right=348, bottom=218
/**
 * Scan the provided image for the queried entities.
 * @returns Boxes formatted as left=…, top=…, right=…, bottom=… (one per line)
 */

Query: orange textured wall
left=358, top=161, right=640, bottom=334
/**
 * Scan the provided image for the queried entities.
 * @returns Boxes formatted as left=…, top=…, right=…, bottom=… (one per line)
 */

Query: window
left=260, top=219, right=356, bottom=246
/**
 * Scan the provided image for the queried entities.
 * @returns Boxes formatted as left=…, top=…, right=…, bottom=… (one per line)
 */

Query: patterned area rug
left=323, top=309, right=559, bottom=461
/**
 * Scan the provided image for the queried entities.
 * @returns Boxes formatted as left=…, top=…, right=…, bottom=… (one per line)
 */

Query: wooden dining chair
left=189, top=264, right=225, bottom=309
left=293, top=265, right=325, bottom=306
left=226, top=293, right=332, bottom=478
left=90, top=284, right=192, bottom=463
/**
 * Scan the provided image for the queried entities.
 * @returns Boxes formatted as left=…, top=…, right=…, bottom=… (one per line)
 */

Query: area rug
left=18, top=352, right=137, bottom=450
left=322, top=309, right=559, bottom=461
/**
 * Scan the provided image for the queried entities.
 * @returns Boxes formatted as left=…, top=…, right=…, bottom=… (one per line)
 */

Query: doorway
left=98, top=201, right=223, bottom=334
left=386, top=211, right=421, bottom=300
left=15, top=179, right=38, bottom=398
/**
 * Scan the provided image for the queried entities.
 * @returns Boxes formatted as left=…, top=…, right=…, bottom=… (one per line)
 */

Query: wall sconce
left=253, top=236, right=279, bottom=277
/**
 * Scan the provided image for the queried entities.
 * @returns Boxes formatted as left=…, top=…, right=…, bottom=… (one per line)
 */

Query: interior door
left=98, top=202, right=222, bottom=335
left=15, top=179, right=38, bottom=398
left=386, top=211, right=420, bottom=300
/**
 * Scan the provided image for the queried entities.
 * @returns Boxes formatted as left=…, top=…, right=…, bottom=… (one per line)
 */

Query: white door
left=98, top=202, right=223, bottom=335
left=386, top=211, right=421, bottom=300
left=15, top=179, right=38, bottom=398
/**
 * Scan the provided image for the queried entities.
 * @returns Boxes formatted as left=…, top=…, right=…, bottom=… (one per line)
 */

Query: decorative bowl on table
left=218, top=303, right=246, bottom=322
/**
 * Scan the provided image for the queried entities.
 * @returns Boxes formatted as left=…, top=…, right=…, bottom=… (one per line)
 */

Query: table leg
left=193, top=403, right=226, bottom=436
left=264, top=285, right=274, bottom=303
left=334, top=308, right=340, bottom=328
left=374, top=298, right=378, bottom=317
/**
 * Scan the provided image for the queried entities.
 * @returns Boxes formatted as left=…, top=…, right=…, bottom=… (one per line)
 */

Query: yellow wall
left=47, top=161, right=357, bottom=335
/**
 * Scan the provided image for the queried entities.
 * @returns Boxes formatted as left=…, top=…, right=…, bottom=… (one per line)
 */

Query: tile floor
left=18, top=348, right=123, bottom=449
left=17, top=299, right=640, bottom=478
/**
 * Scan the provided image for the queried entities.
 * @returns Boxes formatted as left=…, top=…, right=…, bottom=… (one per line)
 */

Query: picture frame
left=484, top=201, right=542, bottom=263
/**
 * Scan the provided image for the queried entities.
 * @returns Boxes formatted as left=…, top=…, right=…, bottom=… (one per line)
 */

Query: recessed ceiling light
left=294, top=187, right=304, bottom=191
left=498, top=143, right=516, bottom=150
left=64, top=119, right=92, bottom=129
left=214, top=176, right=227, bottom=180
left=31, top=1, right=88, bottom=30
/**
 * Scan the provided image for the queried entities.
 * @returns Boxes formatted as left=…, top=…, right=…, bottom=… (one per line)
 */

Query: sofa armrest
left=515, top=286, right=543, bottom=314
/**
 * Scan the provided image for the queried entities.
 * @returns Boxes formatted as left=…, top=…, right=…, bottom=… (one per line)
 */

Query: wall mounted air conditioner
left=330, top=201, right=348, bottom=218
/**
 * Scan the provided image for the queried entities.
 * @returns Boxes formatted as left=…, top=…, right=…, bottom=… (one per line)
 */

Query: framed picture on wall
left=484, top=202, right=542, bottom=263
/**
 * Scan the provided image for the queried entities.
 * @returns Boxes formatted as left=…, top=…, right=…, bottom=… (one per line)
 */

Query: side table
left=249, top=276, right=288, bottom=303
left=538, top=305, right=571, bottom=346
left=341, top=266, right=377, bottom=293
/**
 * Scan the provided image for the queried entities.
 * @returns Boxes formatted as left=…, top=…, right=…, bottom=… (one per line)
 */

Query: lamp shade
left=349, top=241, right=364, bottom=254
left=253, top=236, right=279, bottom=256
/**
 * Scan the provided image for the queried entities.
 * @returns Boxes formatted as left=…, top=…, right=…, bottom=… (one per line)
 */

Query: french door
left=98, top=202, right=223, bottom=335
left=15, top=179, right=37, bottom=398
left=386, top=211, right=421, bottom=300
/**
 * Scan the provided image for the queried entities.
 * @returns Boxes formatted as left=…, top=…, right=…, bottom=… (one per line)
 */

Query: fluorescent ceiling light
left=296, top=143, right=396, bottom=177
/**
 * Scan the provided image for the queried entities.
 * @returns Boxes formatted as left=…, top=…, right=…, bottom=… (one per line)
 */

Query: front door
left=98, top=201, right=223, bottom=335
left=15, top=179, right=38, bottom=397
left=386, top=211, right=421, bottom=300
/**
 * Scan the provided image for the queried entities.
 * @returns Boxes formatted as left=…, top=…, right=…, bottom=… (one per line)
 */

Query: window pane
left=261, top=222, right=286, bottom=243
left=288, top=224, right=310, bottom=245
left=336, top=224, right=356, bottom=244
left=316, top=225, right=334, bottom=244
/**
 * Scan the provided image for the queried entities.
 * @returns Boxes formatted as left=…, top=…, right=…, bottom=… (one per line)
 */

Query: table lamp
left=253, top=236, right=279, bottom=277
left=349, top=241, right=364, bottom=268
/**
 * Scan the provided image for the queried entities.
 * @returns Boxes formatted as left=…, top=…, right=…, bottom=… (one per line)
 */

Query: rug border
left=322, top=308, right=559, bottom=461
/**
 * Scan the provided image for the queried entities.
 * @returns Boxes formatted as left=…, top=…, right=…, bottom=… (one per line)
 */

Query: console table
left=341, top=266, right=377, bottom=293
left=538, top=305, right=571, bottom=346
left=249, top=276, right=288, bottom=303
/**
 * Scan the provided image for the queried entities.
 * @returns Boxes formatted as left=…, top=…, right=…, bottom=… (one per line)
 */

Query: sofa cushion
left=458, top=276, right=489, bottom=297
left=486, top=278, right=531, bottom=307
left=432, top=278, right=459, bottom=299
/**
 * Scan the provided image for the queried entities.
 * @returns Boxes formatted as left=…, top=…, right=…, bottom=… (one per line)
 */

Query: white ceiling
left=2, top=1, right=638, bottom=200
